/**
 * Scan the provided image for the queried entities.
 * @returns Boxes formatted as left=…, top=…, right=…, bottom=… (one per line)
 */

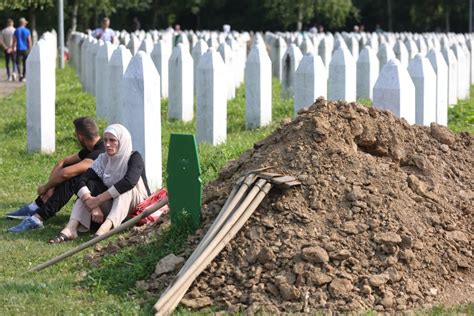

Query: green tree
left=263, top=0, right=356, bottom=31
left=0, top=0, right=53, bottom=31
left=73, top=0, right=152, bottom=30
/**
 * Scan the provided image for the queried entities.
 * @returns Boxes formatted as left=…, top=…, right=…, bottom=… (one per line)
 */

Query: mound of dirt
left=146, top=98, right=473, bottom=313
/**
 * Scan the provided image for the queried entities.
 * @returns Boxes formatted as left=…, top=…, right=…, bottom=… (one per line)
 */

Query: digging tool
left=28, top=197, right=168, bottom=272
left=173, top=168, right=273, bottom=275
left=178, top=173, right=255, bottom=273
left=154, top=171, right=300, bottom=315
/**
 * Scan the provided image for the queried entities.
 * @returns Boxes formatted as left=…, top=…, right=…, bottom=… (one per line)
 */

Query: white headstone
left=88, top=40, right=103, bottom=96
left=84, top=38, right=97, bottom=93
left=127, top=35, right=141, bottom=55
left=188, top=32, right=198, bottom=51
left=408, top=54, right=437, bottom=126
left=427, top=49, right=449, bottom=126
left=462, top=45, right=472, bottom=96
left=452, top=44, right=469, bottom=100
left=318, top=36, right=333, bottom=68
left=138, top=36, right=154, bottom=54
left=281, top=43, right=303, bottom=98
left=294, top=53, right=327, bottom=114
left=347, top=35, right=359, bottom=60
left=218, top=42, right=235, bottom=99
left=225, top=35, right=242, bottom=87
left=207, top=36, right=219, bottom=48
left=416, top=37, right=428, bottom=56
left=271, top=37, right=287, bottom=82
left=151, top=40, right=171, bottom=99
left=442, top=46, right=459, bottom=105
left=300, top=36, right=314, bottom=55
left=81, top=36, right=92, bottom=89
left=311, top=34, right=321, bottom=56
left=245, top=41, right=272, bottom=128
left=26, top=39, right=56, bottom=153
left=196, top=48, right=227, bottom=145
left=357, top=46, right=379, bottom=100
left=466, top=38, right=474, bottom=84
left=377, top=42, right=396, bottom=73
left=107, top=45, right=132, bottom=124
left=73, top=33, right=83, bottom=75
left=405, top=38, right=419, bottom=58
left=192, top=39, right=208, bottom=94
left=328, top=46, right=356, bottom=102
left=368, top=33, right=379, bottom=53
left=95, top=42, right=114, bottom=118
left=373, top=59, right=416, bottom=124
left=120, top=51, right=162, bottom=191
left=394, top=40, right=409, bottom=68
left=238, top=36, right=248, bottom=84
left=333, top=36, right=347, bottom=51
left=168, top=43, right=194, bottom=122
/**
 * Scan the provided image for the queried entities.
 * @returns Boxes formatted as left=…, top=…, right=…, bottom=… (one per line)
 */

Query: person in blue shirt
left=12, top=17, right=32, bottom=82
left=92, top=17, right=116, bottom=44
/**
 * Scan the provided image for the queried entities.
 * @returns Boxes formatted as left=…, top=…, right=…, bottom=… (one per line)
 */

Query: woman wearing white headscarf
left=49, top=124, right=150, bottom=243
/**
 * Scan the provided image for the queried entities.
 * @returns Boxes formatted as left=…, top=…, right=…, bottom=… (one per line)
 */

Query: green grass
left=448, top=86, right=474, bottom=134
left=0, top=64, right=471, bottom=315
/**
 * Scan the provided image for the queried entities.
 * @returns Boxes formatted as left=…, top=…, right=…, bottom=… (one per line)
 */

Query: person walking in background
left=12, top=17, right=31, bottom=82
left=92, top=17, right=116, bottom=44
left=1, top=18, right=16, bottom=81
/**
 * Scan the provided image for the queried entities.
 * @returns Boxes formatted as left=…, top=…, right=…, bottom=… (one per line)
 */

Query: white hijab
left=92, top=124, right=133, bottom=188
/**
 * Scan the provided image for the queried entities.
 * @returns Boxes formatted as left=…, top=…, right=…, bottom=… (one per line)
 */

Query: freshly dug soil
left=143, top=99, right=472, bottom=312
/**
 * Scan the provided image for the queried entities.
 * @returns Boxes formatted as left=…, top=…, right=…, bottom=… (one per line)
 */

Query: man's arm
left=27, top=34, right=32, bottom=50
left=46, top=152, right=79, bottom=177
left=38, top=155, right=94, bottom=193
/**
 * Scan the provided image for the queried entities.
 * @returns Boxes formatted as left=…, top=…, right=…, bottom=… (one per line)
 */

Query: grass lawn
left=0, top=64, right=472, bottom=314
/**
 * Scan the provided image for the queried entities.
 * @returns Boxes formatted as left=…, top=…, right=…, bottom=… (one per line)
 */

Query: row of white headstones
left=270, top=30, right=473, bottom=127
left=27, top=29, right=473, bottom=191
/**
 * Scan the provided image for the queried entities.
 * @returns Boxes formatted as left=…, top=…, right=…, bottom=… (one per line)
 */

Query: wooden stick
left=28, top=198, right=168, bottom=272
left=155, top=178, right=262, bottom=313
left=157, top=181, right=272, bottom=315
left=179, top=173, right=256, bottom=273
left=157, top=175, right=254, bottom=302
left=154, top=180, right=270, bottom=314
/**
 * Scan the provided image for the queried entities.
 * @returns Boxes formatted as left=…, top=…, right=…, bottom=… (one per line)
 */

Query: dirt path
left=0, top=69, right=25, bottom=98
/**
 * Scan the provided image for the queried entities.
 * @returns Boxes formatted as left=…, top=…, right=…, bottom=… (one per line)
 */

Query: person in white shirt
left=1, top=19, right=16, bottom=81
left=92, top=17, right=116, bottom=44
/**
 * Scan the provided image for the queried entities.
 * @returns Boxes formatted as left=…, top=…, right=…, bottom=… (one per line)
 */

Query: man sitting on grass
left=7, top=117, right=105, bottom=233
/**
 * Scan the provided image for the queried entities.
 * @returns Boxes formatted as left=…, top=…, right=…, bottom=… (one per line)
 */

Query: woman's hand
left=91, top=208, right=104, bottom=223
left=85, top=196, right=102, bottom=210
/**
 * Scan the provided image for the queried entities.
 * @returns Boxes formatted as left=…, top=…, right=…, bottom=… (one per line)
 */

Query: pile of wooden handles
left=154, top=174, right=272, bottom=315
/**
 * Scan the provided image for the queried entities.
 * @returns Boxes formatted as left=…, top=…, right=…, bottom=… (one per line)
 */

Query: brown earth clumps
left=135, top=99, right=473, bottom=312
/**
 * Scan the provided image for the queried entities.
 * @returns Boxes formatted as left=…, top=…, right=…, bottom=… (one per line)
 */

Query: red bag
left=131, top=188, right=169, bottom=226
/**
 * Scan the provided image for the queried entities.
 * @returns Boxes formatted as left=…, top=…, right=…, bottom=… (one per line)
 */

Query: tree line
left=0, top=0, right=471, bottom=35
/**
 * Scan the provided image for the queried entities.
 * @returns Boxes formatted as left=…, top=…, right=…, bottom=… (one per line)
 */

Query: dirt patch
left=138, top=99, right=473, bottom=313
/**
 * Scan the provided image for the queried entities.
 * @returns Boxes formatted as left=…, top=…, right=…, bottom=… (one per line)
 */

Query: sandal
left=48, top=232, right=74, bottom=244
